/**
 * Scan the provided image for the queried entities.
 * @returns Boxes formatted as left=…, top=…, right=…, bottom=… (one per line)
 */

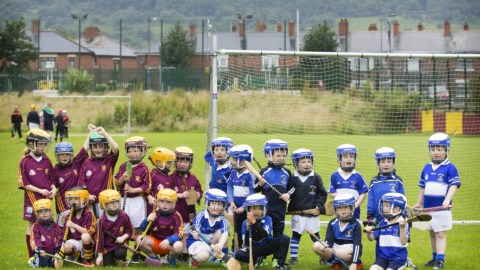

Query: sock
left=183, top=253, right=189, bottom=260
left=327, top=257, right=336, bottom=264
left=436, top=254, right=445, bottom=262
left=432, top=252, right=437, bottom=260
left=222, top=247, right=228, bottom=256
left=72, top=250, right=81, bottom=258
left=83, top=242, right=94, bottom=260
left=290, top=236, right=300, bottom=258
left=26, top=235, right=33, bottom=258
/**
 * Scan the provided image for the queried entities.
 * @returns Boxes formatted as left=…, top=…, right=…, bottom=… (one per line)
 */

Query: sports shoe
left=406, top=258, right=418, bottom=270
left=28, top=256, right=39, bottom=268
left=130, top=253, right=140, bottom=264
left=189, top=256, right=199, bottom=268
left=159, top=256, right=168, bottom=264
left=85, top=259, right=94, bottom=267
left=254, top=257, right=265, bottom=268
left=272, top=258, right=278, bottom=267
left=214, top=254, right=224, bottom=263
left=288, top=258, right=298, bottom=265
left=276, top=263, right=294, bottom=270
left=433, top=260, right=444, bottom=269
left=320, top=258, right=331, bottom=265
left=330, top=262, right=344, bottom=269
left=356, top=260, right=364, bottom=269
left=207, top=256, right=216, bottom=262
left=168, top=256, right=178, bottom=266
left=424, top=259, right=436, bottom=267
left=260, top=258, right=267, bottom=267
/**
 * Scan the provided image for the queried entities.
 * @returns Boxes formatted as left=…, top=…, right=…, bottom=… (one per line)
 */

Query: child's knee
left=173, top=242, right=183, bottom=254
left=279, top=234, right=290, bottom=244
left=194, top=250, right=210, bottom=263
left=312, top=242, right=322, bottom=254
left=435, top=231, right=447, bottom=239
left=81, top=233, right=92, bottom=243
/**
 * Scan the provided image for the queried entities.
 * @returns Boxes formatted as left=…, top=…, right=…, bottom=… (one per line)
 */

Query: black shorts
left=44, top=122, right=53, bottom=131
left=373, top=257, right=405, bottom=270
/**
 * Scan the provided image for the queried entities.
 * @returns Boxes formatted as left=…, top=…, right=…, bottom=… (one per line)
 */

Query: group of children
left=19, top=126, right=459, bottom=270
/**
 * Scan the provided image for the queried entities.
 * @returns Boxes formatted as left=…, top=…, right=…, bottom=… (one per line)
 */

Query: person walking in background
left=42, top=103, right=56, bottom=135
left=11, top=106, right=23, bottom=139
left=27, top=104, right=40, bottom=130
left=55, top=109, right=65, bottom=143
left=63, top=110, right=70, bottom=139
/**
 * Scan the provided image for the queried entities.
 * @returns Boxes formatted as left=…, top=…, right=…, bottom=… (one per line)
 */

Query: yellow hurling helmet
left=65, top=187, right=90, bottom=209
left=30, top=104, right=36, bottom=110
left=26, top=129, right=52, bottom=156
left=33, top=199, right=53, bottom=224
left=150, top=147, right=176, bottom=172
left=156, top=188, right=177, bottom=215
left=174, top=146, right=194, bottom=173
left=99, top=189, right=121, bottom=210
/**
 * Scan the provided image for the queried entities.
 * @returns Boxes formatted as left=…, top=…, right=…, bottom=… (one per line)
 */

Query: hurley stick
left=123, top=162, right=132, bottom=211
left=244, top=161, right=283, bottom=196
left=56, top=203, right=75, bottom=268
left=249, top=225, right=254, bottom=270
left=125, top=208, right=156, bottom=267
left=363, top=213, right=432, bottom=233
left=285, top=201, right=334, bottom=216
left=306, top=228, right=350, bottom=269
left=34, top=250, right=92, bottom=268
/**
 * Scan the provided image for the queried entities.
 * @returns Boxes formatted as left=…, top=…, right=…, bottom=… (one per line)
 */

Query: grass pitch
left=1, top=132, right=479, bottom=269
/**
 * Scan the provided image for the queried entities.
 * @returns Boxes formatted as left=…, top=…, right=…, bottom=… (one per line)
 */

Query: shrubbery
left=64, top=69, right=93, bottom=94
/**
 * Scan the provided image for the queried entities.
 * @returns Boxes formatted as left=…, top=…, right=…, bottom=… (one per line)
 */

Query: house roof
left=75, top=36, right=137, bottom=57
left=337, top=30, right=480, bottom=54
left=25, top=30, right=92, bottom=54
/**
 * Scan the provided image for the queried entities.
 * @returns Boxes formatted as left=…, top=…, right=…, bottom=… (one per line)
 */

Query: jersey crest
left=157, top=184, right=164, bottom=191
left=45, top=169, right=48, bottom=175
left=101, top=165, right=106, bottom=172
left=41, top=235, right=45, bottom=242
left=309, top=186, right=316, bottom=195
left=30, top=169, right=36, bottom=176
left=27, top=206, right=33, bottom=214
left=438, top=174, right=444, bottom=181
left=59, top=177, right=65, bottom=184
left=86, top=170, right=92, bottom=177
left=390, top=184, right=396, bottom=192
left=73, top=169, right=78, bottom=176
left=135, top=176, right=140, bottom=182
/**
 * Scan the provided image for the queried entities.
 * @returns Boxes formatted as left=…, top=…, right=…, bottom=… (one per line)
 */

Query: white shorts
left=56, top=210, right=70, bottom=227
left=29, top=123, right=39, bottom=130
left=184, top=222, right=191, bottom=234
left=188, top=241, right=215, bottom=257
left=291, top=215, right=320, bottom=234
left=89, top=203, right=104, bottom=220
left=66, top=240, right=86, bottom=258
left=333, top=243, right=353, bottom=252
left=120, top=196, right=147, bottom=228
left=427, top=211, right=452, bottom=232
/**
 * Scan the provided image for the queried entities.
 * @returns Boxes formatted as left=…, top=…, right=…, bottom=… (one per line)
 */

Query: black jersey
left=287, top=171, right=328, bottom=217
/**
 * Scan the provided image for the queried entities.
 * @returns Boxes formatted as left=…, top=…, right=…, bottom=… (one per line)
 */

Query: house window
left=114, top=60, right=119, bottom=70
left=457, top=59, right=473, bottom=70
left=407, top=59, right=420, bottom=71
left=349, top=58, right=374, bottom=71
left=41, top=58, right=55, bottom=69
left=69, top=57, right=75, bottom=68
left=217, top=55, right=229, bottom=68
left=262, top=56, right=279, bottom=69
left=456, top=79, right=468, bottom=97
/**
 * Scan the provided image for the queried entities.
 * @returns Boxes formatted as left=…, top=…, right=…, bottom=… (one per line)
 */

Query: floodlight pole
left=296, top=9, right=300, bottom=51
left=78, top=19, right=81, bottom=69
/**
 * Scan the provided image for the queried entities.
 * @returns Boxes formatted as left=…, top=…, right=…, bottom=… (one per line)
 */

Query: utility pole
left=296, top=9, right=300, bottom=51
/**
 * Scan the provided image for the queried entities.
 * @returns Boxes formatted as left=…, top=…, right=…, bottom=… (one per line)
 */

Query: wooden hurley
left=363, top=213, right=432, bottom=233
left=186, top=189, right=197, bottom=222
left=36, top=251, right=93, bottom=268
left=285, top=201, right=334, bottom=216
left=406, top=205, right=452, bottom=218
left=223, top=210, right=234, bottom=226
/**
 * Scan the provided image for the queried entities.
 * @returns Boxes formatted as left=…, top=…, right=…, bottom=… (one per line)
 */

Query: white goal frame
left=44, top=94, right=131, bottom=136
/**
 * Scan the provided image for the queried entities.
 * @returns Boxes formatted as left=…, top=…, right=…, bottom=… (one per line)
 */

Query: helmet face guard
left=150, top=147, right=176, bottom=173
left=333, top=194, right=356, bottom=223
left=264, top=140, right=288, bottom=169
left=174, top=147, right=194, bottom=174
left=244, top=194, right=268, bottom=221
left=65, top=187, right=90, bottom=209
left=428, top=133, right=450, bottom=164
left=292, top=149, right=314, bottom=176
left=26, top=130, right=52, bottom=157
left=99, top=189, right=121, bottom=216
left=337, top=144, right=357, bottom=172
left=89, top=132, right=109, bottom=160
left=228, top=145, right=253, bottom=171
left=379, top=193, right=406, bottom=221
left=211, top=137, right=233, bottom=165
left=55, top=142, right=74, bottom=169
left=34, top=199, right=53, bottom=225
left=157, top=189, right=177, bottom=216
left=205, top=189, right=228, bottom=218
left=125, top=137, right=148, bottom=164
left=375, top=147, right=396, bottom=176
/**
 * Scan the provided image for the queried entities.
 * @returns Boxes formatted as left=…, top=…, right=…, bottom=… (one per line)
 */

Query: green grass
left=1, top=132, right=479, bottom=269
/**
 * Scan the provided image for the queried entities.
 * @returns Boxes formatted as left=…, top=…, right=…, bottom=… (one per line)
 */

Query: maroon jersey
left=30, top=221, right=62, bottom=254
left=149, top=210, right=184, bottom=241
left=169, top=170, right=203, bottom=223
left=147, top=169, right=170, bottom=214
left=61, top=208, right=97, bottom=242
left=18, top=154, right=54, bottom=207
left=78, top=150, right=118, bottom=203
left=53, top=147, right=88, bottom=213
left=114, top=162, right=150, bottom=198
left=97, top=210, right=135, bottom=254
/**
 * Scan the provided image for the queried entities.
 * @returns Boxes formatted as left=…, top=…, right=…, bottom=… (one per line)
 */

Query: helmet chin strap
left=215, top=158, right=228, bottom=165
left=380, top=170, right=393, bottom=176
left=341, top=166, right=355, bottom=172
left=298, top=170, right=312, bottom=176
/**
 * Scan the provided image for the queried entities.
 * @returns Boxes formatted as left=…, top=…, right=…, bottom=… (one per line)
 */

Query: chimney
left=393, top=20, right=399, bottom=36
left=232, top=24, right=237, bottom=32
left=444, top=19, right=450, bottom=37
left=32, top=18, right=38, bottom=34
left=464, top=21, right=469, bottom=31
left=289, top=19, right=295, bottom=37
left=373, top=23, right=377, bottom=31
left=239, top=21, right=244, bottom=37
left=189, top=22, right=196, bottom=37
left=339, top=18, right=349, bottom=36
left=256, top=21, right=266, bottom=32
left=84, top=26, right=100, bottom=40
left=277, top=22, right=282, bottom=32
left=418, top=22, right=423, bottom=31
left=368, top=23, right=377, bottom=31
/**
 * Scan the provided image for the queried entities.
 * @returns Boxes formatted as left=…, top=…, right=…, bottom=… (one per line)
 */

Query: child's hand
left=89, top=194, right=97, bottom=202
left=159, top=239, right=170, bottom=250
left=412, top=204, right=422, bottom=209
left=213, top=243, right=222, bottom=253
left=49, top=188, right=57, bottom=199
left=313, top=206, right=319, bottom=216
left=246, top=212, right=256, bottom=224
left=442, top=200, right=451, bottom=210
left=399, top=217, right=407, bottom=228
left=364, top=226, right=373, bottom=233
left=196, top=191, right=201, bottom=200
left=191, top=231, right=199, bottom=240
left=230, top=202, right=236, bottom=213
left=183, top=191, right=190, bottom=199
left=95, top=127, right=106, bottom=135
left=279, top=193, right=290, bottom=202
left=258, top=176, right=266, bottom=187
left=147, top=196, right=156, bottom=207
left=349, top=263, right=357, bottom=270
left=116, top=235, right=127, bottom=243
left=324, top=247, right=333, bottom=256
left=65, top=220, right=74, bottom=228
left=39, top=189, right=50, bottom=197
left=88, top=124, right=96, bottom=131
left=39, top=250, right=47, bottom=258
left=147, top=212, right=157, bottom=222
left=124, top=184, right=132, bottom=193
left=120, top=172, right=129, bottom=182
left=96, top=256, right=103, bottom=266
left=236, top=207, right=245, bottom=214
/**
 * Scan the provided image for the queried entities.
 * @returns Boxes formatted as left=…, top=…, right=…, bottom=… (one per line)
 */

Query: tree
left=0, top=17, right=38, bottom=71
left=301, top=22, right=338, bottom=52
left=161, top=20, right=196, bottom=68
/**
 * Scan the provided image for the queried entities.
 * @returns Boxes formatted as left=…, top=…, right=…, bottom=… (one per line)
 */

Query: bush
left=65, top=69, right=93, bottom=94
left=94, top=84, right=107, bottom=93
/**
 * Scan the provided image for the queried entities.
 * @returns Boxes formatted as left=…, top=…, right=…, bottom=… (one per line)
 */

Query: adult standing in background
left=42, top=103, right=56, bottom=135
left=26, top=104, right=40, bottom=130
left=63, top=110, right=70, bottom=139
left=11, top=106, right=23, bottom=139
left=55, top=109, right=65, bottom=143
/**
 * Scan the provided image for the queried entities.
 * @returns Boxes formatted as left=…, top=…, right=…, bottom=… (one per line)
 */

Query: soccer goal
left=44, top=94, right=131, bottom=136
left=207, top=48, right=480, bottom=223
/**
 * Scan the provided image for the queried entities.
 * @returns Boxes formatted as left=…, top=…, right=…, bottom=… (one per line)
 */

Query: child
left=254, top=139, right=293, bottom=267
left=78, top=127, right=119, bottom=219
left=233, top=194, right=292, bottom=270
left=365, top=193, right=409, bottom=270
left=226, top=145, right=256, bottom=256
left=96, top=189, right=135, bottom=266
left=328, top=144, right=369, bottom=221
left=313, top=193, right=363, bottom=270
left=170, top=146, right=203, bottom=263
left=54, top=125, right=93, bottom=228
left=205, top=137, right=234, bottom=194
left=19, top=129, right=55, bottom=259
left=187, top=189, right=229, bottom=267
left=413, top=133, right=460, bottom=269
left=58, top=187, right=96, bottom=267
left=287, top=149, right=328, bottom=265
left=367, top=147, right=405, bottom=224
left=28, top=199, right=62, bottom=268
left=137, top=188, right=184, bottom=266
left=147, top=147, right=176, bottom=214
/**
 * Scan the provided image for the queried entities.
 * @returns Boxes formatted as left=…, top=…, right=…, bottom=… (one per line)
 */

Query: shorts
left=29, top=123, right=39, bottom=130
left=333, top=243, right=353, bottom=252
left=120, top=196, right=147, bottom=228
left=373, top=257, right=405, bottom=270
left=66, top=239, right=89, bottom=258
left=188, top=241, right=215, bottom=257
left=44, top=122, right=53, bottom=132
left=150, top=236, right=170, bottom=255
left=56, top=209, right=71, bottom=227
left=291, top=215, right=320, bottom=234
left=184, top=222, right=191, bottom=234
left=428, top=211, right=452, bottom=232
left=89, top=203, right=104, bottom=220
left=24, top=206, right=36, bottom=222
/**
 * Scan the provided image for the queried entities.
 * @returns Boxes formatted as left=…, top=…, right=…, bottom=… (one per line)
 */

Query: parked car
left=427, top=85, right=449, bottom=99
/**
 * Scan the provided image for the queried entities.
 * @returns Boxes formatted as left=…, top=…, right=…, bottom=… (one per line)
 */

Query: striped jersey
left=419, top=159, right=460, bottom=209
left=186, top=209, right=229, bottom=248
left=254, top=163, right=293, bottom=212
left=367, top=171, right=405, bottom=221
left=227, top=170, right=256, bottom=208
left=241, top=216, right=273, bottom=246
left=205, top=151, right=231, bottom=193
left=325, top=218, right=362, bottom=264
left=18, top=154, right=54, bottom=207
left=114, top=161, right=151, bottom=198
left=329, top=169, right=369, bottom=219
left=372, top=217, right=410, bottom=264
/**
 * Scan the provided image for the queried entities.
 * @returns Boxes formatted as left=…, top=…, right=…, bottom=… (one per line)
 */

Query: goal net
left=44, top=95, right=131, bottom=136
left=207, top=50, right=480, bottom=222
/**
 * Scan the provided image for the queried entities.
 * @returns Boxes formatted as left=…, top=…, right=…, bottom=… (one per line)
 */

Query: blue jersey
left=186, top=209, right=229, bottom=248
left=329, top=169, right=369, bottom=219
left=419, top=159, right=460, bottom=209
left=372, top=217, right=410, bottom=264
left=227, top=170, right=256, bottom=208
left=254, top=163, right=293, bottom=212
left=205, top=151, right=232, bottom=193
left=367, top=171, right=405, bottom=221
left=241, top=216, right=273, bottom=247
left=325, top=218, right=362, bottom=264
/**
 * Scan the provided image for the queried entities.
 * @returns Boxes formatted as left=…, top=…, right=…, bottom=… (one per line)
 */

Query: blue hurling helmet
left=375, top=147, right=396, bottom=176
left=205, top=189, right=228, bottom=218
left=245, top=194, right=268, bottom=221
left=228, top=145, right=253, bottom=171
left=336, top=144, right=357, bottom=172
left=291, top=148, right=314, bottom=176
left=54, top=142, right=74, bottom=168
left=264, top=139, right=288, bottom=169
left=428, top=133, right=450, bottom=164
left=211, top=137, right=234, bottom=165
left=379, top=192, right=407, bottom=221
left=333, top=193, right=356, bottom=222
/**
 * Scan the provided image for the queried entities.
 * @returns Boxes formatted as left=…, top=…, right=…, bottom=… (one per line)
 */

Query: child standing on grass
left=413, top=133, right=460, bottom=270
left=205, top=137, right=234, bottom=194
left=19, top=129, right=55, bottom=260
left=147, top=147, right=176, bottom=214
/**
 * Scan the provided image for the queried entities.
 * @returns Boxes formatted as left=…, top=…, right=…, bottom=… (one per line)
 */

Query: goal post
left=207, top=49, right=480, bottom=222
left=44, top=94, right=131, bottom=136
